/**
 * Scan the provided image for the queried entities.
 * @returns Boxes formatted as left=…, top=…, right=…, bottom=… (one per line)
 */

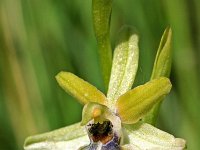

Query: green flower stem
left=92, top=0, right=113, bottom=90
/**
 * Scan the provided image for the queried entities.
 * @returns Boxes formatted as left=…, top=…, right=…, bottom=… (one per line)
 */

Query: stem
left=92, top=0, right=113, bottom=91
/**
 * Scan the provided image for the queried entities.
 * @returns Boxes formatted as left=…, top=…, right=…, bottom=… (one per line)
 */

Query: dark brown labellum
left=82, top=121, right=120, bottom=150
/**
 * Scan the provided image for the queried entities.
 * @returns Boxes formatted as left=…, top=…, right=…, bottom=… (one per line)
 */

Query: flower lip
left=81, top=102, right=122, bottom=149
left=87, top=121, right=114, bottom=144
left=85, top=120, right=121, bottom=150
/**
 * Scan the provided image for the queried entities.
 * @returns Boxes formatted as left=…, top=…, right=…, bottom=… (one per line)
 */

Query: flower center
left=88, top=121, right=113, bottom=144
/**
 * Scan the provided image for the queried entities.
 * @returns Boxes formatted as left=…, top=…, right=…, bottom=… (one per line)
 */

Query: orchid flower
left=24, top=27, right=186, bottom=150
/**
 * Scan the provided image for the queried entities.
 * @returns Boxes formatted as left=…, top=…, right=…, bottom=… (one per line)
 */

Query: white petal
left=24, top=123, right=90, bottom=150
left=24, top=135, right=89, bottom=150
left=123, top=123, right=186, bottom=150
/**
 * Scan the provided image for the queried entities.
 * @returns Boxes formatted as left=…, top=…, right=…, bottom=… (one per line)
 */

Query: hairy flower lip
left=85, top=119, right=120, bottom=143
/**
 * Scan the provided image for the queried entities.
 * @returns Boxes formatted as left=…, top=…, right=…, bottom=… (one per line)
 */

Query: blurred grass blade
left=92, top=0, right=113, bottom=89
left=123, top=123, right=186, bottom=149
left=116, top=77, right=171, bottom=124
left=56, top=71, right=107, bottom=105
left=151, top=27, right=172, bottom=79
left=143, top=27, right=172, bottom=124
left=24, top=123, right=89, bottom=150
left=107, top=26, right=139, bottom=110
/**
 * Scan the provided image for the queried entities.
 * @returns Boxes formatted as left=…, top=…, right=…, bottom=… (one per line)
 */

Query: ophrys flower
left=24, top=27, right=186, bottom=150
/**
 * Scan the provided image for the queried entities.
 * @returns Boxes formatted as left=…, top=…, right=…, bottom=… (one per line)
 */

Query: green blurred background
left=0, top=0, right=199, bottom=149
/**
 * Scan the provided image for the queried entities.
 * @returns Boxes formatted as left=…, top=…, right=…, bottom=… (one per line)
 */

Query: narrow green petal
left=107, top=26, right=139, bottom=110
left=56, top=71, right=107, bottom=105
left=92, top=0, right=113, bottom=89
left=144, top=27, right=173, bottom=124
left=116, top=77, right=172, bottom=124
left=151, top=27, right=172, bottom=79
left=24, top=123, right=89, bottom=150
left=123, top=123, right=186, bottom=149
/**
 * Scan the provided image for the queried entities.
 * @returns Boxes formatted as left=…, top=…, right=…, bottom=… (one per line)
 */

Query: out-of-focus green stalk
left=92, top=0, right=113, bottom=90
left=1, top=6, right=37, bottom=148
left=163, top=0, right=200, bottom=149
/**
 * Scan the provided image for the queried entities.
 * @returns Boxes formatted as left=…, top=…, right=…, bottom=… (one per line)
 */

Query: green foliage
left=0, top=0, right=199, bottom=149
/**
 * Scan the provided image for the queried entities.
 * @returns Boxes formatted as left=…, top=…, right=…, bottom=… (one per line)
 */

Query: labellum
left=80, top=102, right=122, bottom=150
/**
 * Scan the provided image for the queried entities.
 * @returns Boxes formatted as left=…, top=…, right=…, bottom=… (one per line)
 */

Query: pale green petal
left=123, top=123, right=186, bottom=150
left=24, top=123, right=89, bottom=150
left=116, top=77, right=171, bottom=124
left=56, top=71, right=107, bottom=105
left=92, top=0, right=113, bottom=88
left=144, top=27, right=173, bottom=124
left=107, top=26, right=139, bottom=110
